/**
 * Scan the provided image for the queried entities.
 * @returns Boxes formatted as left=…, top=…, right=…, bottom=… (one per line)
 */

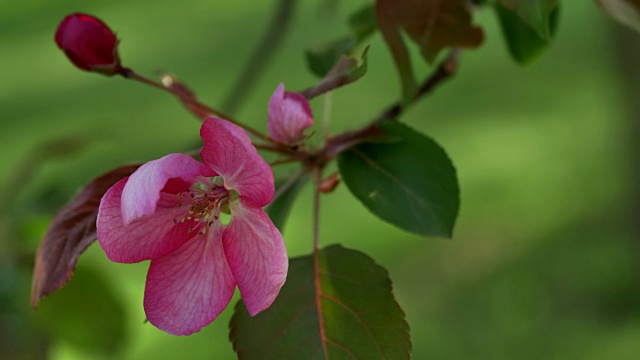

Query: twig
left=320, top=49, right=461, bottom=160
left=371, top=49, right=460, bottom=125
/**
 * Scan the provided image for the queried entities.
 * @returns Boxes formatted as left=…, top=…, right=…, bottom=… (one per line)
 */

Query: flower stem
left=322, top=92, right=332, bottom=140
left=312, top=167, right=322, bottom=250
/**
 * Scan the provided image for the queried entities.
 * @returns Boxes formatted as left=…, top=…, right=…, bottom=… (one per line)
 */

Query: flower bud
left=55, top=13, right=123, bottom=76
left=267, top=83, right=314, bottom=144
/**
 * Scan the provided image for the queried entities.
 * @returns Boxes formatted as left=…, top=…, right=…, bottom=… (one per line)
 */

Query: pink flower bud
left=268, top=83, right=314, bottom=144
left=55, top=13, right=123, bottom=76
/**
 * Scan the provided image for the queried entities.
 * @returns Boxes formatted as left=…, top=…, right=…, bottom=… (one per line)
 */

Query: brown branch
left=371, top=49, right=460, bottom=125
left=320, top=49, right=461, bottom=161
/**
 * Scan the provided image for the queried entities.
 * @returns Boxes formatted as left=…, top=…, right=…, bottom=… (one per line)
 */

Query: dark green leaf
left=230, top=244, right=411, bottom=359
left=300, top=47, right=369, bottom=99
left=338, top=122, right=459, bottom=238
left=266, top=173, right=309, bottom=233
left=35, top=266, right=127, bottom=355
left=500, top=0, right=559, bottom=39
left=496, top=2, right=560, bottom=64
left=597, top=0, right=640, bottom=33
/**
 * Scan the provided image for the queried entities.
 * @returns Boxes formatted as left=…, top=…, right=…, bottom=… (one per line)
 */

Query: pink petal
left=267, top=83, right=314, bottom=144
left=97, top=177, right=196, bottom=263
left=121, top=153, right=214, bottom=224
left=200, top=117, right=274, bottom=207
left=144, top=224, right=235, bottom=335
left=223, top=204, right=288, bottom=316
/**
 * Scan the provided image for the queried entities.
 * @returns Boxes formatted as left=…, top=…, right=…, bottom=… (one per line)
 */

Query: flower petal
left=200, top=117, right=274, bottom=207
left=144, top=224, right=235, bottom=336
left=224, top=203, right=288, bottom=316
left=97, top=177, right=196, bottom=263
left=121, top=153, right=214, bottom=224
left=267, top=83, right=314, bottom=144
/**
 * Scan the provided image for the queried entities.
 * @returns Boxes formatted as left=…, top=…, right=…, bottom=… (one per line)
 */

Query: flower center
left=172, top=176, right=238, bottom=236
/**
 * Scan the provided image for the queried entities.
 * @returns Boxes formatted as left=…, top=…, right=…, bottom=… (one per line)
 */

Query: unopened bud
left=318, top=172, right=340, bottom=193
left=55, top=13, right=123, bottom=76
left=268, top=83, right=314, bottom=144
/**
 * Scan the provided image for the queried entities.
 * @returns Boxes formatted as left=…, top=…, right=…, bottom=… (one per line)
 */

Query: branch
left=321, top=49, right=461, bottom=160
left=372, top=49, right=460, bottom=125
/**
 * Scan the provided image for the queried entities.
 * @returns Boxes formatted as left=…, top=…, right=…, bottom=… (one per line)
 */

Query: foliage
left=1, top=0, right=637, bottom=358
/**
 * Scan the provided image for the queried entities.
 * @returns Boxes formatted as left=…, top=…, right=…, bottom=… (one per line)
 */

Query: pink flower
left=55, top=13, right=123, bottom=76
left=267, top=83, right=314, bottom=144
left=96, top=118, right=288, bottom=335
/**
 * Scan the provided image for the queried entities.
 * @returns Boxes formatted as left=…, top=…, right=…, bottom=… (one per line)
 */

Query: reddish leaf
left=31, top=164, right=141, bottom=308
left=376, top=0, right=484, bottom=64
left=376, top=0, right=482, bottom=100
left=598, top=0, right=640, bottom=33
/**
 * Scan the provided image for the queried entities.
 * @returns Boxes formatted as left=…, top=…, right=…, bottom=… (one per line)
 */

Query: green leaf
left=305, top=4, right=377, bottom=78
left=230, top=244, right=411, bottom=359
left=35, top=266, right=127, bottom=355
left=496, top=2, right=560, bottom=64
left=338, top=122, right=459, bottom=238
left=300, top=47, right=369, bottom=99
left=266, top=173, right=309, bottom=233
left=500, top=0, right=559, bottom=39
left=597, top=0, right=640, bottom=33
left=305, top=36, right=358, bottom=78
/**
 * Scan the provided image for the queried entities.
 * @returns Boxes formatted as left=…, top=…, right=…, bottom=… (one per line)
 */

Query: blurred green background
left=2, top=0, right=639, bottom=359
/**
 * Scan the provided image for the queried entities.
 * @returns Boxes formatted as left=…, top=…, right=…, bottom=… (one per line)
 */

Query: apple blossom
left=267, top=83, right=314, bottom=144
left=96, top=117, right=288, bottom=335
